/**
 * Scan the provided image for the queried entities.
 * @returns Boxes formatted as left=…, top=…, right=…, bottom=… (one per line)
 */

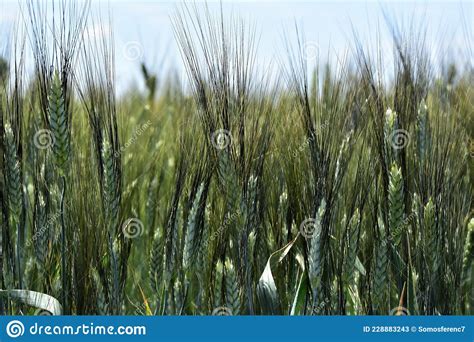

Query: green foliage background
left=0, top=1, right=472, bottom=316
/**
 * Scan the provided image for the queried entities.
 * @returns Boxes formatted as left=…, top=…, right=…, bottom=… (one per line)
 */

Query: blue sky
left=0, top=1, right=472, bottom=93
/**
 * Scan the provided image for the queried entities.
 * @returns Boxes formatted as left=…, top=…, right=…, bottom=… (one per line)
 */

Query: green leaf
left=0, top=289, right=62, bottom=315
left=290, top=254, right=308, bottom=315
left=257, top=235, right=299, bottom=315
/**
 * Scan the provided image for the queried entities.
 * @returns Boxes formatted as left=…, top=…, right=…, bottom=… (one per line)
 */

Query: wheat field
left=0, top=1, right=472, bottom=316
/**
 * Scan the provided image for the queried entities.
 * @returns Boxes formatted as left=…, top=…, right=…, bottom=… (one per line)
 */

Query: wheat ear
left=48, top=71, right=69, bottom=174
left=225, top=258, right=240, bottom=315
left=309, top=199, right=325, bottom=310
left=389, top=163, right=404, bottom=246
left=183, top=182, right=204, bottom=272
left=344, top=209, right=360, bottom=286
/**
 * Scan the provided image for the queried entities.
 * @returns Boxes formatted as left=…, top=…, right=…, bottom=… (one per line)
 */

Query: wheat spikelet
left=47, top=71, right=71, bottom=310
left=48, top=71, right=69, bottom=174
left=373, top=224, right=388, bottom=313
left=461, top=218, right=473, bottom=284
left=344, top=209, right=360, bottom=286
left=245, top=175, right=258, bottom=229
left=101, top=140, right=119, bottom=231
left=225, top=258, right=240, bottom=315
left=309, top=199, right=325, bottom=305
left=145, top=176, right=159, bottom=228
left=183, top=182, right=204, bottom=271
left=163, top=203, right=183, bottom=292
left=279, top=191, right=288, bottom=242
left=384, top=108, right=397, bottom=158
left=423, top=198, right=439, bottom=276
left=92, top=268, right=108, bottom=315
left=196, top=223, right=209, bottom=313
left=219, top=152, right=240, bottom=212
left=34, top=194, right=48, bottom=266
left=197, top=215, right=210, bottom=278
left=213, top=260, right=224, bottom=308
left=173, top=279, right=183, bottom=314
left=108, top=239, right=121, bottom=315
left=4, top=123, right=21, bottom=226
left=245, top=230, right=256, bottom=312
left=149, top=230, right=164, bottom=293
left=416, top=99, right=429, bottom=162
left=4, top=122, right=23, bottom=289
left=389, top=163, right=404, bottom=246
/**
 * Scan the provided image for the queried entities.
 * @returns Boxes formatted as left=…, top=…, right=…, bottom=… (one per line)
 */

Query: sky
left=0, top=0, right=472, bottom=93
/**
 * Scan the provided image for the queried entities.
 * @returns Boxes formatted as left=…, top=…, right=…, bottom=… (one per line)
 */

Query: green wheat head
left=461, top=218, right=473, bottom=284
left=102, top=140, right=120, bottom=231
left=48, top=71, right=70, bottom=174
left=4, top=123, right=21, bottom=227
left=423, top=198, right=439, bottom=277
left=416, top=99, right=429, bottom=163
left=183, top=182, right=204, bottom=272
left=150, top=229, right=164, bottom=293
left=389, top=163, right=404, bottom=246
left=213, top=260, right=224, bottom=309
left=309, top=199, right=326, bottom=304
left=225, top=258, right=241, bottom=315
left=344, top=209, right=360, bottom=286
